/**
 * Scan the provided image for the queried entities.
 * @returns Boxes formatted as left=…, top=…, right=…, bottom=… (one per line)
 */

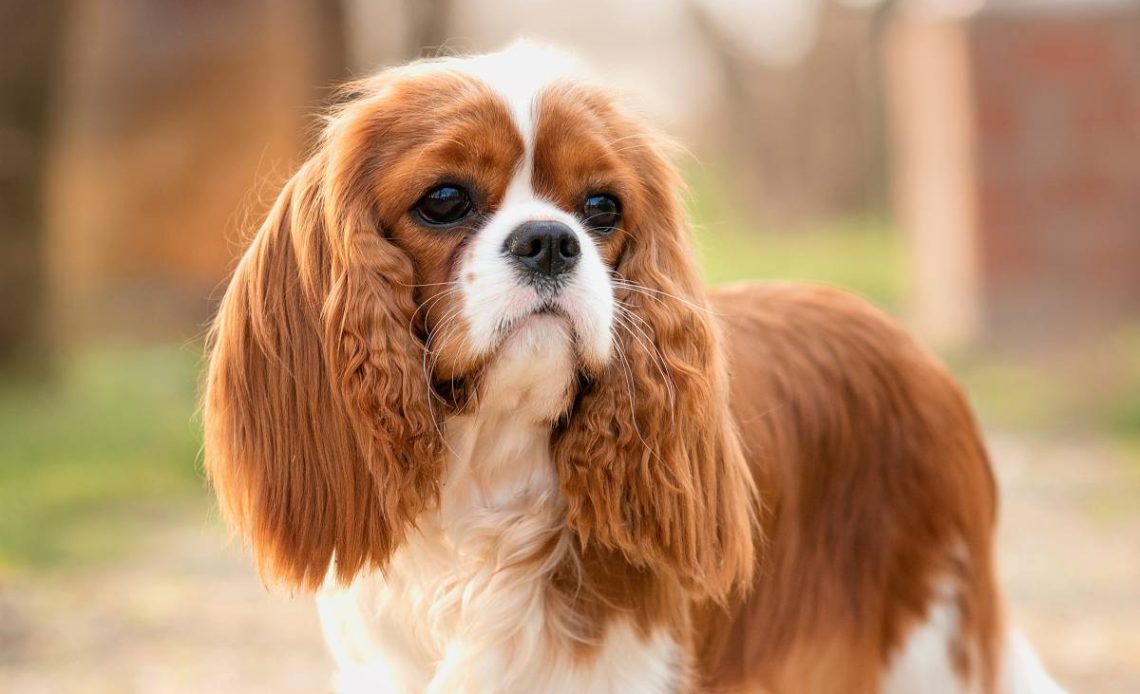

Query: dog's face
left=358, top=49, right=662, bottom=420
left=203, top=44, right=753, bottom=597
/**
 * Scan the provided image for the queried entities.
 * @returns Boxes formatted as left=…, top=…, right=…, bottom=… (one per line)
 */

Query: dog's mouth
left=497, top=301, right=570, bottom=340
left=534, top=302, right=568, bottom=320
left=430, top=305, right=578, bottom=409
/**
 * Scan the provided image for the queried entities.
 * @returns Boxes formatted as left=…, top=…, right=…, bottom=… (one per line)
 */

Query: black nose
left=504, top=221, right=580, bottom=278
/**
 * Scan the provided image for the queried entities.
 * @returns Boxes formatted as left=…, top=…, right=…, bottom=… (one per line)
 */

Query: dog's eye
left=582, top=194, right=621, bottom=235
left=414, top=185, right=473, bottom=226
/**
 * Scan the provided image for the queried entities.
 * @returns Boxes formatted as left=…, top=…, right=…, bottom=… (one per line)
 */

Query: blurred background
left=1, top=0, right=1138, bottom=691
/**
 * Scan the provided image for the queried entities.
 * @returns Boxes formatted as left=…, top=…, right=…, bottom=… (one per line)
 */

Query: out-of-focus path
left=2, top=435, right=1137, bottom=692
left=0, top=520, right=330, bottom=693
left=992, top=434, right=1140, bottom=692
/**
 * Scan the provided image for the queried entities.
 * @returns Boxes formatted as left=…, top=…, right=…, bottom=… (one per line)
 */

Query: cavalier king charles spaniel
left=203, top=43, right=1063, bottom=693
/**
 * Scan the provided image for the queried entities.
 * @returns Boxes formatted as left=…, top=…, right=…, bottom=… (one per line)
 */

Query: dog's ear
left=203, top=92, right=441, bottom=591
left=552, top=130, right=757, bottom=602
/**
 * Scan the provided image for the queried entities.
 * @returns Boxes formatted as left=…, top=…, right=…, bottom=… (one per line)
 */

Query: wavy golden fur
left=541, top=84, right=756, bottom=603
left=204, top=92, right=446, bottom=590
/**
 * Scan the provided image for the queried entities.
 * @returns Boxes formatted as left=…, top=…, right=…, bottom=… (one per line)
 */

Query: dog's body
left=203, top=44, right=1062, bottom=692
left=314, top=284, right=1059, bottom=693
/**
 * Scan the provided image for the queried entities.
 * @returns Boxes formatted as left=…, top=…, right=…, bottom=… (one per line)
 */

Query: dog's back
left=698, top=283, right=1058, bottom=693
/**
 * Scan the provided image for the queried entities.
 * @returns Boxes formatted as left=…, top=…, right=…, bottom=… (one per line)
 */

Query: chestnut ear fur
left=552, top=140, right=757, bottom=602
left=203, top=93, right=441, bottom=591
left=205, top=72, right=755, bottom=600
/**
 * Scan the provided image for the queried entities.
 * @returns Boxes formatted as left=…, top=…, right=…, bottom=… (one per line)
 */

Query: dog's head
left=203, top=43, right=753, bottom=598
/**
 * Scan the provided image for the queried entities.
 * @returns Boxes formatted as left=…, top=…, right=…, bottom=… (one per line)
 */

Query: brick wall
left=887, top=2, right=1140, bottom=347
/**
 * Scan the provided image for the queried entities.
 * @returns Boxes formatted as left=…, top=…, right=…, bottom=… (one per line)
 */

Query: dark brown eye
left=414, top=185, right=473, bottom=226
left=582, top=193, right=621, bottom=234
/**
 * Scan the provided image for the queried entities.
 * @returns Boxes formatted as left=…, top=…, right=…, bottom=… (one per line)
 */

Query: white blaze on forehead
left=430, top=41, right=614, bottom=375
left=387, top=41, right=583, bottom=160
left=449, top=41, right=582, bottom=157
left=450, top=41, right=582, bottom=208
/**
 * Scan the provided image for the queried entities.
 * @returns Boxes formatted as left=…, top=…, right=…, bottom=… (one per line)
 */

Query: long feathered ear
left=203, top=101, right=441, bottom=591
left=552, top=140, right=756, bottom=603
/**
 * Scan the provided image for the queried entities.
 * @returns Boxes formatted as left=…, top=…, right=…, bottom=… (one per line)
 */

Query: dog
left=202, top=42, right=1063, bottom=693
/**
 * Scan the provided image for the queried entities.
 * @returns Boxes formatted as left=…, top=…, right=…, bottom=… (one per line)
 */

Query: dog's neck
left=440, top=413, right=558, bottom=522
left=438, top=314, right=577, bottom=524
left=432, top=317, right=574, bottom=584
left=382, top=321, right=594, bottom=690
left=319, top=316, right=683, bottom=692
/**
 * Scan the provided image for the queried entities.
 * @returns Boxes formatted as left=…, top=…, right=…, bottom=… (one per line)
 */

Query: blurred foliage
left=949, top=330, right=1140, bottom=450
left=1105, top=332, right=1140, bottom=441
left=0, top=346, right=204, bottom=572
left=686, top=167, right=905, bottom=308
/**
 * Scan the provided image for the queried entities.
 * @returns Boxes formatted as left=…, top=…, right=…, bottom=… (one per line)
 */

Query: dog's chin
left=433, top=303, right=612, bottom=420
left=504, top=311, right=570, bottom=348
left=477, top=312, right=581, bottom=420
left=502, top=307, right=613, bottom=375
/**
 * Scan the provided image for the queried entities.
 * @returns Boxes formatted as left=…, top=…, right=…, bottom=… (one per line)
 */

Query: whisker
left=397, top=280, right=462, bottom=289
left=611, top=277, right=718, bottom=317
left=419, top=304, right=471, bottom=459
left=612, top=308, right=677, bottom=420
left=613, top=306, right=675, bottom=396
left=610, top=331, right=666, bottom=466
left=409, top=287, right=462, bottom=336
left=581, top=211, right=618, bottom=225
left=422, top=304, right=463, bottom=389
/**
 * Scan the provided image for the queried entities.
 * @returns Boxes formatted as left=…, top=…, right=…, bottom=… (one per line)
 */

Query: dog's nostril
left=524, top=237, right=544, bottom=258
left=559, top=234, right=580, bottom=259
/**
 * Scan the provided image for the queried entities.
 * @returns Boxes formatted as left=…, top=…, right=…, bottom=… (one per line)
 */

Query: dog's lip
left=501, top=301, right=568, bottom=331
left=535, top=303, right=566, bottom=317
left=507, top=305, right=569, bottom=335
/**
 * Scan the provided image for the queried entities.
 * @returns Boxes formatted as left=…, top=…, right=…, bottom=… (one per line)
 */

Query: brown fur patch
left=694, top=283, right=1002, bottom=693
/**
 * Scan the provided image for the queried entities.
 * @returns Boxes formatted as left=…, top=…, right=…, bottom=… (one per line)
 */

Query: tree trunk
left=0, top=1, right=64, bottom=375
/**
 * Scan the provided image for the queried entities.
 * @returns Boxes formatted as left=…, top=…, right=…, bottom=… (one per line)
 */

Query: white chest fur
left=316, top=318, right=681, bottom=693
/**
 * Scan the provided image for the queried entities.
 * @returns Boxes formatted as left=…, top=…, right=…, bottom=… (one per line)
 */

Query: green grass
left=685, top=169, right=906, bottom=309
left=0, top=346, right=205, bottom=572
left=949, top=355, right=1074, bottom=431
left=694, top=217, right=905, bottom=307
left=1104, top=330, right=1140, bottom=441
left=946, top=330, right=1140, bottom=442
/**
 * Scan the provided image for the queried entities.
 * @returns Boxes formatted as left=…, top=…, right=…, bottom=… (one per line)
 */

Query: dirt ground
left=2, top=434, right=1137, bottom=693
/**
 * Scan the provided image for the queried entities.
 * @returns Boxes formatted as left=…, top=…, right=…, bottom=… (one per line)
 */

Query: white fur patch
left=449, top=41, right=581, bottom=155
left=317, top=308, right=676, bottom=693
left=882, top=577, right=1066, bottom=694
left=443, top=42, right=615, bottom=371
left=1002, top=629, right=1067, bottom=694
left=882, top=579, right=975, bottom=694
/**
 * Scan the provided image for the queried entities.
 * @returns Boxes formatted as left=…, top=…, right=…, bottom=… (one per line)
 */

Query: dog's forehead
left=376, top=43, right=632, bottom=221
left=447, top=43, right=582, bottom=142
left=394, top=43, right=585, bottom=147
